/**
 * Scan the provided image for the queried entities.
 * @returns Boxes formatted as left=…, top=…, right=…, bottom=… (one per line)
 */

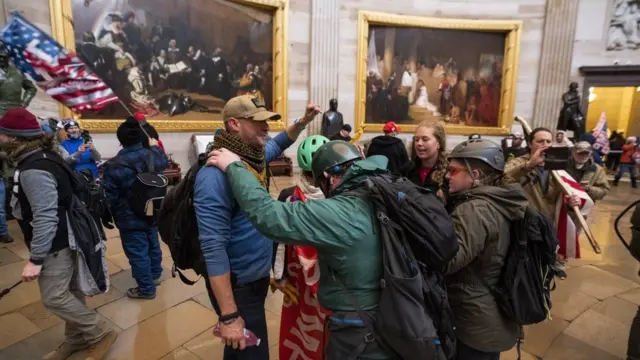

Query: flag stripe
left=0, top=13, right=119, bottom=113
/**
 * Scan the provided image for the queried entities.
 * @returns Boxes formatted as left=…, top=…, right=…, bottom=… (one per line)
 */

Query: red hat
left=133, top=112, right=146, bottom=122
left=0, top=108, right=43, bottom=138
left=383, top=121, right=400, bottom=134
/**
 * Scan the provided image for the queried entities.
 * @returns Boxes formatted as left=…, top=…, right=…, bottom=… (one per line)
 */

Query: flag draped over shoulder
left=592, top=112, right=610, bottom=155
left=554, top=170, right=595, bottom=259
left=279, top=187, right=329, bottom=360
left=0, top=13, right=118, bottom=113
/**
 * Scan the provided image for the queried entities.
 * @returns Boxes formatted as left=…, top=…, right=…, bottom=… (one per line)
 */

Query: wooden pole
left=514, top=116, right=602, bottom=254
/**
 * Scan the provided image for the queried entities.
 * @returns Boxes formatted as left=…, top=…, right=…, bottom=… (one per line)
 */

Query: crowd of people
left=0, top=92, right=638, bottom=360
left=366, top=56, right=502, bottom=126
left=78, top=12, right=273, bottom=116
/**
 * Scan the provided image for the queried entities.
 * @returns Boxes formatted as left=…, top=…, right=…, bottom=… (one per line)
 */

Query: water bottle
left=213, top=323, right=261, bottom=347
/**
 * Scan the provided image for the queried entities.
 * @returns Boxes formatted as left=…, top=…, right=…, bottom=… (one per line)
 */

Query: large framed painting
left=49, top=0, right=288, bottom=132
left=356, top=11, right=522, bottom=135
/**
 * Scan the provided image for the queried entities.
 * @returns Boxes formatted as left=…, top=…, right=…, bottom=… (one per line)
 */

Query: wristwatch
left=294, top=117, right=306, bottom=130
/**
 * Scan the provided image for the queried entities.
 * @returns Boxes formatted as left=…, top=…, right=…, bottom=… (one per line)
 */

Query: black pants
left=628, top=306, right=640, bottom=360
left=205, top=276, right=270, bottom=360
left=456, top=341, right=500, bottom=360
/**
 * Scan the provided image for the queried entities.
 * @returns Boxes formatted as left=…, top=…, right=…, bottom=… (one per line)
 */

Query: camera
left=81, top=129, right=93, bottom=143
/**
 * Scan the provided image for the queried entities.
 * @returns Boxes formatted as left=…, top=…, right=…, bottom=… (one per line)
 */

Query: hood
left=335, top=155, right=389, bottom=193
left=370, top=135, right=403, bottom=147
left=453, top=183, right=528, bottom=221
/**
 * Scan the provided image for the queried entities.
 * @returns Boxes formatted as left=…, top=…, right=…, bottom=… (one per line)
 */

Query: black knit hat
left=117, top=116, right=142, bottom=147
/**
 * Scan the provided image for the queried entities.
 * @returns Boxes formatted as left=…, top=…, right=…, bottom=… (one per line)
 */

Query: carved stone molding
left=307, top=0, right=339, bottom=136
left=532, top=0, right=580, bottom=130
left=607, top=0, right=640, bottom=51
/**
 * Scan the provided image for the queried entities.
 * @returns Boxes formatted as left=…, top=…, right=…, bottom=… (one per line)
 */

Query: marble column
left=532, top=0, right=580, bottom=130
left=308, top=0, right=339, bottom=135
left=383, top=28, right=396, bottom=83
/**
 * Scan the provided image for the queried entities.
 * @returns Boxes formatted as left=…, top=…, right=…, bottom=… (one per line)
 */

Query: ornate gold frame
left=49, top=0, right=288, bottom=133
left=355, top=11, right=522, bottom=135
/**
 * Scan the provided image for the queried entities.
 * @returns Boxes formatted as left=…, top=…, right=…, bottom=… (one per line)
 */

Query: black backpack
left=14, top=151, right=108, bottom=295
left=113, top=152, right=168, bottom=221
left=340, top=174, right=458, bottom=360
left=490, top=205, right=558, bottom=325
left=157, top=160, right=206, bottom=285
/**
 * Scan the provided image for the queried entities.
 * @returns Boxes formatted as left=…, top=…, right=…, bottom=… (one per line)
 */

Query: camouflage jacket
left=0, top=65, right=37, bottom=115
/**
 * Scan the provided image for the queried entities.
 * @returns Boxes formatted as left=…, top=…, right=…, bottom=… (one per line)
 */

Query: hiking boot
left=0, top=234, right=14, bottom=244
left=85, top=330, right=118, bottom=360
left=126, top=287, right=155, bottom=300
left=42, top=342, right=88, bottom=360
left=556, top=269, right=567, bottom=280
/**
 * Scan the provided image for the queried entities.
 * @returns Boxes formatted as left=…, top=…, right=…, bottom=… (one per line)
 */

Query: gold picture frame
left=49, top=0, right=288, bottom=133
left=355, top=11, right=522, bottom=135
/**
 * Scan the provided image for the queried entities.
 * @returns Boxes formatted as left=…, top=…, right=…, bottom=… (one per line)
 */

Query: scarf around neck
left=210, top=130, right=266, bottom=173
left=296, top=176, right=324, bottom=200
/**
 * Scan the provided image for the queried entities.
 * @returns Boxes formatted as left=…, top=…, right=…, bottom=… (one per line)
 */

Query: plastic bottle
left=213, top=324, right=261, bottom=347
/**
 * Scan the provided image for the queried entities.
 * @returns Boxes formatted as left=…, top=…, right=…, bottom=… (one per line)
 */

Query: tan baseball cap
left=222, top=95, right=281, bottom=122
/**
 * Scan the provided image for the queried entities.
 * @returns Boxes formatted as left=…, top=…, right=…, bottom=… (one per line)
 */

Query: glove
left=270, top=278, right=300, bottom=305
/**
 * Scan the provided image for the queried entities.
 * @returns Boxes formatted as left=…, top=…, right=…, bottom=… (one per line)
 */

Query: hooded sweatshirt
left=445, top=183, right=528, bottom=352
left=366, top=135, right=410, bottom=175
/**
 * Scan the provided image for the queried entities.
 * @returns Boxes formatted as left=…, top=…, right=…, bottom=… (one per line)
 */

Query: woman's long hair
left=410, top=120, right=448, bottom=170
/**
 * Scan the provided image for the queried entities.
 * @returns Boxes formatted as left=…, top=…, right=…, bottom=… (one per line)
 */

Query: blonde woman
left=407, top=121, right=450, bottom=205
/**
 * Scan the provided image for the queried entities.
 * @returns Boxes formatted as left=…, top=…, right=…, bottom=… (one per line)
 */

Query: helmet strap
left=463, top=159, right=481, bottom=188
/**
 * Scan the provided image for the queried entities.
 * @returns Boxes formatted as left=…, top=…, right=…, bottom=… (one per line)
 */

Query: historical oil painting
left=356, top=12, right=521, bottom=135
left=52, top=0, right=287, bottom=131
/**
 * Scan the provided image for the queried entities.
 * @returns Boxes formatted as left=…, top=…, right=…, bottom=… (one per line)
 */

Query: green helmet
left=297, top=135, right=330, bottom=171
left=448, top=137, right=505, bottom=172
left=311, top=140, right=363, bottom=181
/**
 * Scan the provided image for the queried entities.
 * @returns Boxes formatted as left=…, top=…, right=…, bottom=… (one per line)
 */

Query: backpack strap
left=328, top=267, right=381, bottom=360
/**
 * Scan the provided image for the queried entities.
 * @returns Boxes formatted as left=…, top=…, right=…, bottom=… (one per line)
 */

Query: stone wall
left=571, top=0, right=639, bottom=80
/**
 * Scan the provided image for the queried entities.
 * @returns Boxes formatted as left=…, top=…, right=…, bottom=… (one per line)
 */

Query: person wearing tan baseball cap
left=567, top=141, right=610, bottom=202
left=194, top=94, right=320, bottom=359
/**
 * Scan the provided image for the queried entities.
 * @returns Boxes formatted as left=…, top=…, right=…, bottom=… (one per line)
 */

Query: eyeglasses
left=446, top=166, right=467, bottom=177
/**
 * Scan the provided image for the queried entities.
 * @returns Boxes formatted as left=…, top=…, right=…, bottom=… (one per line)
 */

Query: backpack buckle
left=364, top=332, right=375, bottom=343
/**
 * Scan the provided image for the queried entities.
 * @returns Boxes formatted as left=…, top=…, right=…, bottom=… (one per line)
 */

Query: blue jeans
left=0, top=180, right=8, bottom=236
left=120, top=227, right=163, bottom=295
left=205, top=276, right=270, bottom=360
left=615, top=163, right=637, bottom=186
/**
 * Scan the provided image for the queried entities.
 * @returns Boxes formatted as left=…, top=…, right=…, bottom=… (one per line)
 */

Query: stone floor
left=0, top=176, right=639, bottom=360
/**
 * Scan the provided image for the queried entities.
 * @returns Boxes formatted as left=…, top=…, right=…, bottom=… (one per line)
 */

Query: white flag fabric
left=554, top=170, right=595, bottom=259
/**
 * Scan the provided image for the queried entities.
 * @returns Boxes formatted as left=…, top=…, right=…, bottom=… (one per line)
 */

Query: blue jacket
left=61, top=137, right=100, bottom=178
left=194, top=131, right=293, bottom=285
left=102, top=143, right=168, bottom=231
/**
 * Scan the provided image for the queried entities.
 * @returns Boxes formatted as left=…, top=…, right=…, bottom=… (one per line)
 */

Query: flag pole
left=514, top=116, right=601, bottom=254
left=114, top=98, right=151, bottom=139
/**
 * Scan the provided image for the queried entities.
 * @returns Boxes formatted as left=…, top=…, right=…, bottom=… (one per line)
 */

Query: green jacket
left=226, top=156, right=388, bottom=312
left=0, top=65, right=37, bottom=115
left=445, top=183, right=528, bottom=353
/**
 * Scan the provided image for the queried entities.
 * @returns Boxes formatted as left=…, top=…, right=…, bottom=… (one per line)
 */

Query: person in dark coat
left=366, top=121, right=410, bottom=175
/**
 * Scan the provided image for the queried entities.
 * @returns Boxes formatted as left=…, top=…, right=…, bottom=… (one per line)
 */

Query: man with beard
left=504, top=132, right=527, bottom=162
left=0, top=108, right=117, bottom=358
left=566, top=141, right=610, bottom=202
left=193, top=95, right=319, bottom=360
left=97, top=14, right=129, bottom=56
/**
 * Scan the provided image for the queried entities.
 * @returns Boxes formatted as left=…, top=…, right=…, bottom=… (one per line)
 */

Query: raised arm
left=225, top=162, right=370, bottom=249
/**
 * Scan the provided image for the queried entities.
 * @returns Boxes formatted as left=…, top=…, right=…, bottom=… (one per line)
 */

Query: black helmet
left=448, top=137, right=505, bottom=172
left=311, top=141, right=362, bottom=182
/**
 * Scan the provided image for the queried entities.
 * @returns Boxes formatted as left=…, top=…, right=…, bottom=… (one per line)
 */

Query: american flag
left=0, top=13, right=119, bottom=113
left=592, top=112, right=610, bottom=155
left=554, top=170, right=595, bottom=259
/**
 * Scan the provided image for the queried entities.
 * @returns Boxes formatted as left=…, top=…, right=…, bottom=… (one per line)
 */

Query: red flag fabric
left=279, top=187, right=329, bottom=360
left=554, top=170, right=595, bottom=259
left=0, top=13, right=119, bottom=113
